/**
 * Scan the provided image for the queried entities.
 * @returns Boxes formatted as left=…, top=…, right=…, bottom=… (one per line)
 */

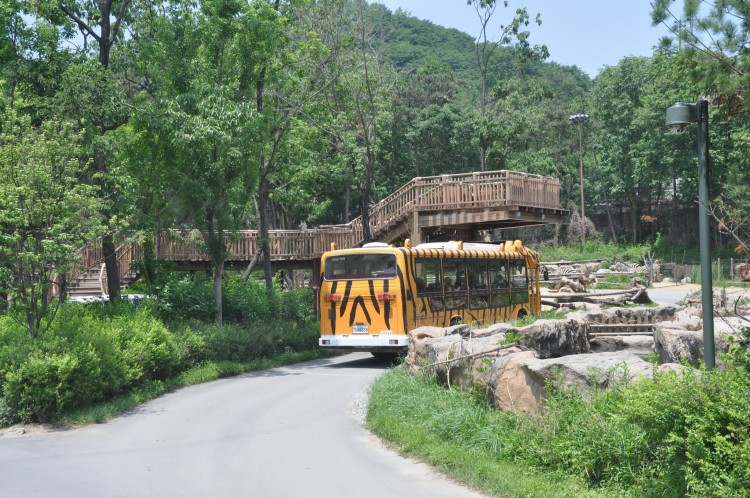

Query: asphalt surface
left=0, top=354, right=486, bottom=498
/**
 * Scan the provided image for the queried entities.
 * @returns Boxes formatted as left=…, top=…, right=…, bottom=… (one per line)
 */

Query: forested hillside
left=1, top=0, right=749, bottom=316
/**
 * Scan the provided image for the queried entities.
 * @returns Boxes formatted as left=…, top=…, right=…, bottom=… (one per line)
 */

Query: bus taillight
left=325, top=293, right=343, bottom=302
left=377, top=292, right=396, bottom=301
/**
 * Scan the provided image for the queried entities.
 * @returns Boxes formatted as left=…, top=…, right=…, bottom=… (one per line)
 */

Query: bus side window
left=443, top=260, right=465, bottom=291
left=490, top=261, right=509, bottom=289
left=511, top=262, right=528, bottom=288
left=415, top=258, right=442, bottom=296
left=415, top=277, right=426, bottom=292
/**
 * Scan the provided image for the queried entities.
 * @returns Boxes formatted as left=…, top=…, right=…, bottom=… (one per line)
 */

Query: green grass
left=367, top=369, right=633, bottom=498
left=537, top=242, right=650, bottom=266
left=369, top=359, right=750, bottom=498
left=61, top=350, right=329, bottom=426
left=516, top=310, right=569, bottom=327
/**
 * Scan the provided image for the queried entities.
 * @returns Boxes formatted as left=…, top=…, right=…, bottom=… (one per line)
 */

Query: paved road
left=646, top=285, right=697, bottom=306
left=0, top=354, right=485, bottom=498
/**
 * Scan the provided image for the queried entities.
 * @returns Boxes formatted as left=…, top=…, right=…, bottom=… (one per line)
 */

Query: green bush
left=4, top=345, right=109, bottom=422
left=223, top=275, right=278, bottom=325
left=150, top=271, right=216, bottom=323
left=114, top=310, right=179, bottom=383
left=198, top=319, right=318, bottom=361
left=0, top=273, right=319, bottom=424
left=0, top=305, right=182, bottom=423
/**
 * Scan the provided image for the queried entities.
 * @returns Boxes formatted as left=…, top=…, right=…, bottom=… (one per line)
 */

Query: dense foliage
left=368, top=347, right=750, bottom=497
left=0, top=277, right=318, bottom=424
left=3, top=0, right=749, bottom=326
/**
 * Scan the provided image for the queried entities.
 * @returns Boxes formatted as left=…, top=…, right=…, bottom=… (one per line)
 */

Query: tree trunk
left=214, top=259, right=224, bottom=325
left=103, top=235, right=120, bottom=301
left=241, top=247, right=262, bottom=281
left=258, top=174, right=274, bottom=289
left=630, top=195, right=638, bottom=244
left=360, top=153, right=374, bottom=244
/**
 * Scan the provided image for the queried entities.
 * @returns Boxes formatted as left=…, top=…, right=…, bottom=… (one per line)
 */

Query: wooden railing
left=74, top=170, right=562, bottom=273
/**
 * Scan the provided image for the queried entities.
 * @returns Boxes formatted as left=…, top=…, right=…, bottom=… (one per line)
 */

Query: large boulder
left=405, top=326, right=446, bottom=375
left=405, top=325, right=524, bottom=390
left=523, top=352, right=654, bottom=391
left=653, top=326, right=732, bottom=366
left=486, top=351, right=542, bottom=413
left=519, top=317, right=589, bottom=358
left=486, top=351, right=654, bottom=414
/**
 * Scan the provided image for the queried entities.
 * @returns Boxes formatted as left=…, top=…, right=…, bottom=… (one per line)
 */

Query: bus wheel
left=516, top=309, right=528, bottom=321
left=450, top=316, right=463, bottom=326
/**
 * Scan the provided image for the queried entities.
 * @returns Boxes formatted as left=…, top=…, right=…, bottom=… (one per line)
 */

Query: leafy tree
left=29, top=0, right=139, bottom=301
left=0, top=109, right=103, bottom=337
left=467, top=0, right=548, bottom=170
left=652, top=0, right=750, bottom=112
left=128, top=0, right=264, bottom=324
left=253, top=0, right=332, bottom=287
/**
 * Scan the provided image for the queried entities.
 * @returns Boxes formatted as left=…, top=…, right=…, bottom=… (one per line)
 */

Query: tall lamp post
left=665, top=100, right=715, bottom=370
left=570, top=113, right=589, bottom=243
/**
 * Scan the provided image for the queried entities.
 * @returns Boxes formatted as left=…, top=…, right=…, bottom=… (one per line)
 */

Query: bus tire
left=516, top=309, right=528, bottom=320
left=450, top=316, right=463, bottom=326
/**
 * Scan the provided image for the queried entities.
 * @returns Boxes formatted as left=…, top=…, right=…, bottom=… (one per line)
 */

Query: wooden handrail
left=71, top=170, right=563, bottom=280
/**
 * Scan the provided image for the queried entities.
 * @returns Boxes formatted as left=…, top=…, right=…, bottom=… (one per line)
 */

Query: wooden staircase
left=67, top=264, right=140, bottom=300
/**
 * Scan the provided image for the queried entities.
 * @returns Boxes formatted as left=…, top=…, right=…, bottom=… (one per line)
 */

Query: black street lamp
left=665, top=100, right=715, bottom=370
left=570, top=113, right=589, bottom=243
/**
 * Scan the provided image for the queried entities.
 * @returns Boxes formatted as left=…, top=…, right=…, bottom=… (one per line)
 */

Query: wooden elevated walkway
left=71, top=170, right=565, bottom=296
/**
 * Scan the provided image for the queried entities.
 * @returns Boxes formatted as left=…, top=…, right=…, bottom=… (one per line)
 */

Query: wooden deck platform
left=71, top=170, right=566, bottom=293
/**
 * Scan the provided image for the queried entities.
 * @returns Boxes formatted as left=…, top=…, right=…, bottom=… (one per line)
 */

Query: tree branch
left=59, top=3, right=101, bottom=43
left=109, top=0, right=134, bottom=48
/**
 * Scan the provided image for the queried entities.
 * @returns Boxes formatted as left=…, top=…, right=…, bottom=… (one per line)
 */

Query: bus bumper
left=319, top=334, right=409, bottom=352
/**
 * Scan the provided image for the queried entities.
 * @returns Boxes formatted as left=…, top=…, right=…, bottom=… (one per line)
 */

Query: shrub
left=222, top=275, right=277, bottom=325
left=150, top=271, right=216, bottom=323
left=112, top=310, right=180, bottom=383
left=3, top=345, right=109, bottom=422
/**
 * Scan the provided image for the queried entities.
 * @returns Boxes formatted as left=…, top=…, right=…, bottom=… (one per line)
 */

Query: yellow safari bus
left=318, top=239, right=541, bottom=355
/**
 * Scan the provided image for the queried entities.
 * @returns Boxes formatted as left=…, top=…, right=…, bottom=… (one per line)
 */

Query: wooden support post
left=411, top=211, right=422, bottom=245
left=717, top=258, right=721, bottom=281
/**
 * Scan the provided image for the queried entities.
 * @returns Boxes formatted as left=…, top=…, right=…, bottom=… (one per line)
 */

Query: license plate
left=352, top=324, right=369, bottom=334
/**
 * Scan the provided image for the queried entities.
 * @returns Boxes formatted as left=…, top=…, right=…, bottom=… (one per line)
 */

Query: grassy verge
left=61, top=350, right=330, bottom=427
left=367, top=369, right=633, bottom=498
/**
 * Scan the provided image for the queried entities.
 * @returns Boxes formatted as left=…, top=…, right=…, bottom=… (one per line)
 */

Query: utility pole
left=569, top=113, right=589, bottom=243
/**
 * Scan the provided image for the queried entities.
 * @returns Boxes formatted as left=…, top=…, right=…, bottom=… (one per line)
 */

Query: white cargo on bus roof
left=415, top=242, right=503, bottom=251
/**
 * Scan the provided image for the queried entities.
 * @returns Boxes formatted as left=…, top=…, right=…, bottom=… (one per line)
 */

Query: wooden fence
left=75, top=170, right=562, bottom=274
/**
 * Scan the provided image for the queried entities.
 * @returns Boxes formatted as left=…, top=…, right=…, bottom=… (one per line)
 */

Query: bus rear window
left=324, top=253, right=397, bottom=280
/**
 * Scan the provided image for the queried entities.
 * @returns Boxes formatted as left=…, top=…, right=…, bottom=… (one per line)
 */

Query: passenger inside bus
left=383, top=260, right=397, bottom=275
